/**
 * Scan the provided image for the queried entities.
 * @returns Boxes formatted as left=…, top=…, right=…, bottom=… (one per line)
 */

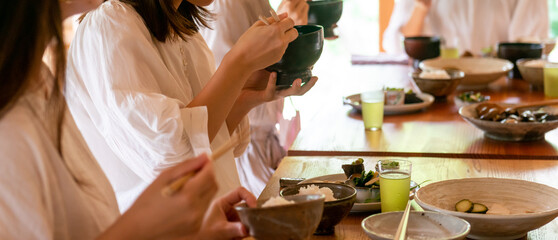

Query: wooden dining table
left=287, top=57, right=558, bottom=159
left=258, top=156, right=558, bottom=240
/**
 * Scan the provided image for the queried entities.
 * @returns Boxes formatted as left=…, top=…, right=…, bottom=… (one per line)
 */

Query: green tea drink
left=361, top=90, right=384, bottom=131
left=544, top=64, right=558, bottom=98
left=380, top=171, right=411, bottom=212
left=441, top=47, right=459, bottom=58
left=362, top=101, right=384, bottom=130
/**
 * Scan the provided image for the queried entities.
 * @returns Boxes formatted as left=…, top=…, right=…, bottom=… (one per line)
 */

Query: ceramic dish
left=459, top=103, right=558, bottom=141
left=299, top=173, right=418, bottom=212
left=415, top=178, right=558, bottom=239
left=343, top=93, right=434, bottom=115
left=362, top=211, right=470, bottom=240
left=420, top=57, right=513, bottom=88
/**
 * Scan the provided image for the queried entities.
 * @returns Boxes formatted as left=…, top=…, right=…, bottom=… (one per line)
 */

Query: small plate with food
left=343, top=91, right=434, bottom=115
left=300, top=172, right=419, bottom=213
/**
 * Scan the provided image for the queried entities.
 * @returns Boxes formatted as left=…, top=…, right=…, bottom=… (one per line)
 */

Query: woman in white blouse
left=383, top=0, right=549, bottom=55
left=0, top=0, right=255, bottom=239
left=201, top=0, right=312, bottom=197
left=66, top=0, right=298, bottom=210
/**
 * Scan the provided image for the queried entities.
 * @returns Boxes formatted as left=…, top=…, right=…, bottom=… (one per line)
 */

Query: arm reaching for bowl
left=197, top=187, right=258, bottom=239
left=401, top=0, right=431, bottom=37
left=278, top=0, right=309, bottom=25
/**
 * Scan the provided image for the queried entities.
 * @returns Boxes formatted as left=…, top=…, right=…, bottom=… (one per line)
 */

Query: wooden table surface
left=289, top=62, right=558, bottom=159
left=258, top=156, right=558, bottom=240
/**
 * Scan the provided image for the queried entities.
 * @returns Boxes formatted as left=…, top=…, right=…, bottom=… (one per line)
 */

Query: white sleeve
left=382, top=0, right=416, bottom=54
left=67, top=4, right=211, bottom=181
left=508, top=0, right=549, bottom=41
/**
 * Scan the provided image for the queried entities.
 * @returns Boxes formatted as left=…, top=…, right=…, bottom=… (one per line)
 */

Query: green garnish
left=353, top=170, right=378, bottom=187
left=352, top=158, right=364, bottom=165
left=457, top=91, right=490, bottom=103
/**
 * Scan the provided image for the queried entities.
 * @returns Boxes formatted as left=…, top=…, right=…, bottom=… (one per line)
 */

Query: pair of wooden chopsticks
left=161, top=130, right=249, bottom=197
left=259, top=9, right=280, bottom=25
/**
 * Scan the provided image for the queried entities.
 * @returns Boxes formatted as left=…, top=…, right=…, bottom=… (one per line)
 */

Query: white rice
left=298, top=184, right=337, bottom=201
left=262, top=196, right=295, bottom=208
left=419, top=70, right=451, bottom=79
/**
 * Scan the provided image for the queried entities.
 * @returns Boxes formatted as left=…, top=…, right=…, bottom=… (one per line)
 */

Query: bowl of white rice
left=235, top=194, right=325, bottom=240
left=411, top=69, right=464, bottom=98
left=280, top=183, right=357, bottom=235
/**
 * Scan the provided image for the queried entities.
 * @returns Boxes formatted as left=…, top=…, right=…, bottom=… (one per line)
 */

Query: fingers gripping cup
left=266, top=25, right=324, bottom=89
left=378, top=159, right=412, bottom=212
left=361, top=90, right=384, bottom=131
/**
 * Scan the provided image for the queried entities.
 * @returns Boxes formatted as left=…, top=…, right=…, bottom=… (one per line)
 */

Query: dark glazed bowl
left=235, top=194, right=325, bottom=240
left=280, top=182, right=357, bottom=235
left=497, top=42, right=543, bottom=79
left=267, top=25, right=324, bottom=89
left=404, top=36, right=441, bottom=61
left=307, top=0, right=343, bottom=38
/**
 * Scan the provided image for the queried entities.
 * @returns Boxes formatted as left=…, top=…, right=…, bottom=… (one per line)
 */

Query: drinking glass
left=361, top=90, right=384, bottom=131
left=544, top=62, right=558, bottom=98
left=441, top=37, right=459, bottom=59
left=378, top=159, right=412, bottom=212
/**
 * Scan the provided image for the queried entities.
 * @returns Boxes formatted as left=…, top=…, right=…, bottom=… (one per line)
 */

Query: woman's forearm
left=400, top=3, right=429, bottom=37
left=187, top=50, right=252, bottom=141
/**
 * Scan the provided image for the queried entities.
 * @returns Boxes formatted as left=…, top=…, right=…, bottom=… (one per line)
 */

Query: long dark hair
left=0, top=0, right=65, bottom=147
left=120, top=0, right=212, bottom=42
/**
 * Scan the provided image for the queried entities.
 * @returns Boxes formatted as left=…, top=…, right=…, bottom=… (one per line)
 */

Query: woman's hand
left=278, top=0, right=309, bottom=25
left=227, top=13, right=298, bottom=73
left=196, top=187, right=257, bottom=239
left=241, top=71, right=318, bottom=106
left=99, top=154, right=218, bottom=240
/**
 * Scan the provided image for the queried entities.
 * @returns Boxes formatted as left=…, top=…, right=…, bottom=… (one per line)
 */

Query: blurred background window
left=550, top=0, right=558, bottom=38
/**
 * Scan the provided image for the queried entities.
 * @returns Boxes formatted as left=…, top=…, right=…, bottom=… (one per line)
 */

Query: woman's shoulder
left=79, top=0, right=150, bottom=37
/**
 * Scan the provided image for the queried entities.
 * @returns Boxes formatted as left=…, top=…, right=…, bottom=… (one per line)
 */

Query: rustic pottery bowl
left=497, top=42, right=543, bottom=79
left=280, top=182, right=357, bottom=235
left=459, top=103, right=558, bottom=141
left=307, top=0, right=343, bottom=38
left=235, top=194, right=325, bottom=240
left=267, top=25, right=324, bottom=89
left=415, top=178, right=558, bottom=239
left=411, top=69, right=464, bottom=98
left=420, top=57, right=513, bottom=88
left=361, top=211, right=470, bottom=240
left=517, top=58, right=545, bottom=90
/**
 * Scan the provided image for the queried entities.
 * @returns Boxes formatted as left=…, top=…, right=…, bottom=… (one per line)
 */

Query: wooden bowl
left=517, top=58, right=545, bottom=90
left=235, top=194, right=325, bottom=240
left=411, top=69, right=464, bottom=98
left=281, top=183, right=356, bottom=235
left=415, top=178, right=558, bottom=239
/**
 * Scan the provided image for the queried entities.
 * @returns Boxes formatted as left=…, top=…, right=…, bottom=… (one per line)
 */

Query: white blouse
left=66, top=0, right=248, bottom=211
left=201, top=0, right=287, bottom=196
left=0, top=66, right=119, bottom=239
left=383, top=0, right=549, bottom=55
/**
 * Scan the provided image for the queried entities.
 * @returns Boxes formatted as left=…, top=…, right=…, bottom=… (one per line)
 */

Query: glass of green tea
left=544, top=62, right=558, bottom=98
left=361, top=90, right=384, bottom=131
left=378, top=159, right=412, bottom=212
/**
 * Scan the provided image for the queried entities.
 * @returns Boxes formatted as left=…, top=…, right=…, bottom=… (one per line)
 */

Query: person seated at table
left=65, top=0, right=303, bottom=211
left=0, top=0, right=256, bottom=239
left=201, top=0, right=315, bottom=197
left=383, top=0, right=549, bottom=56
